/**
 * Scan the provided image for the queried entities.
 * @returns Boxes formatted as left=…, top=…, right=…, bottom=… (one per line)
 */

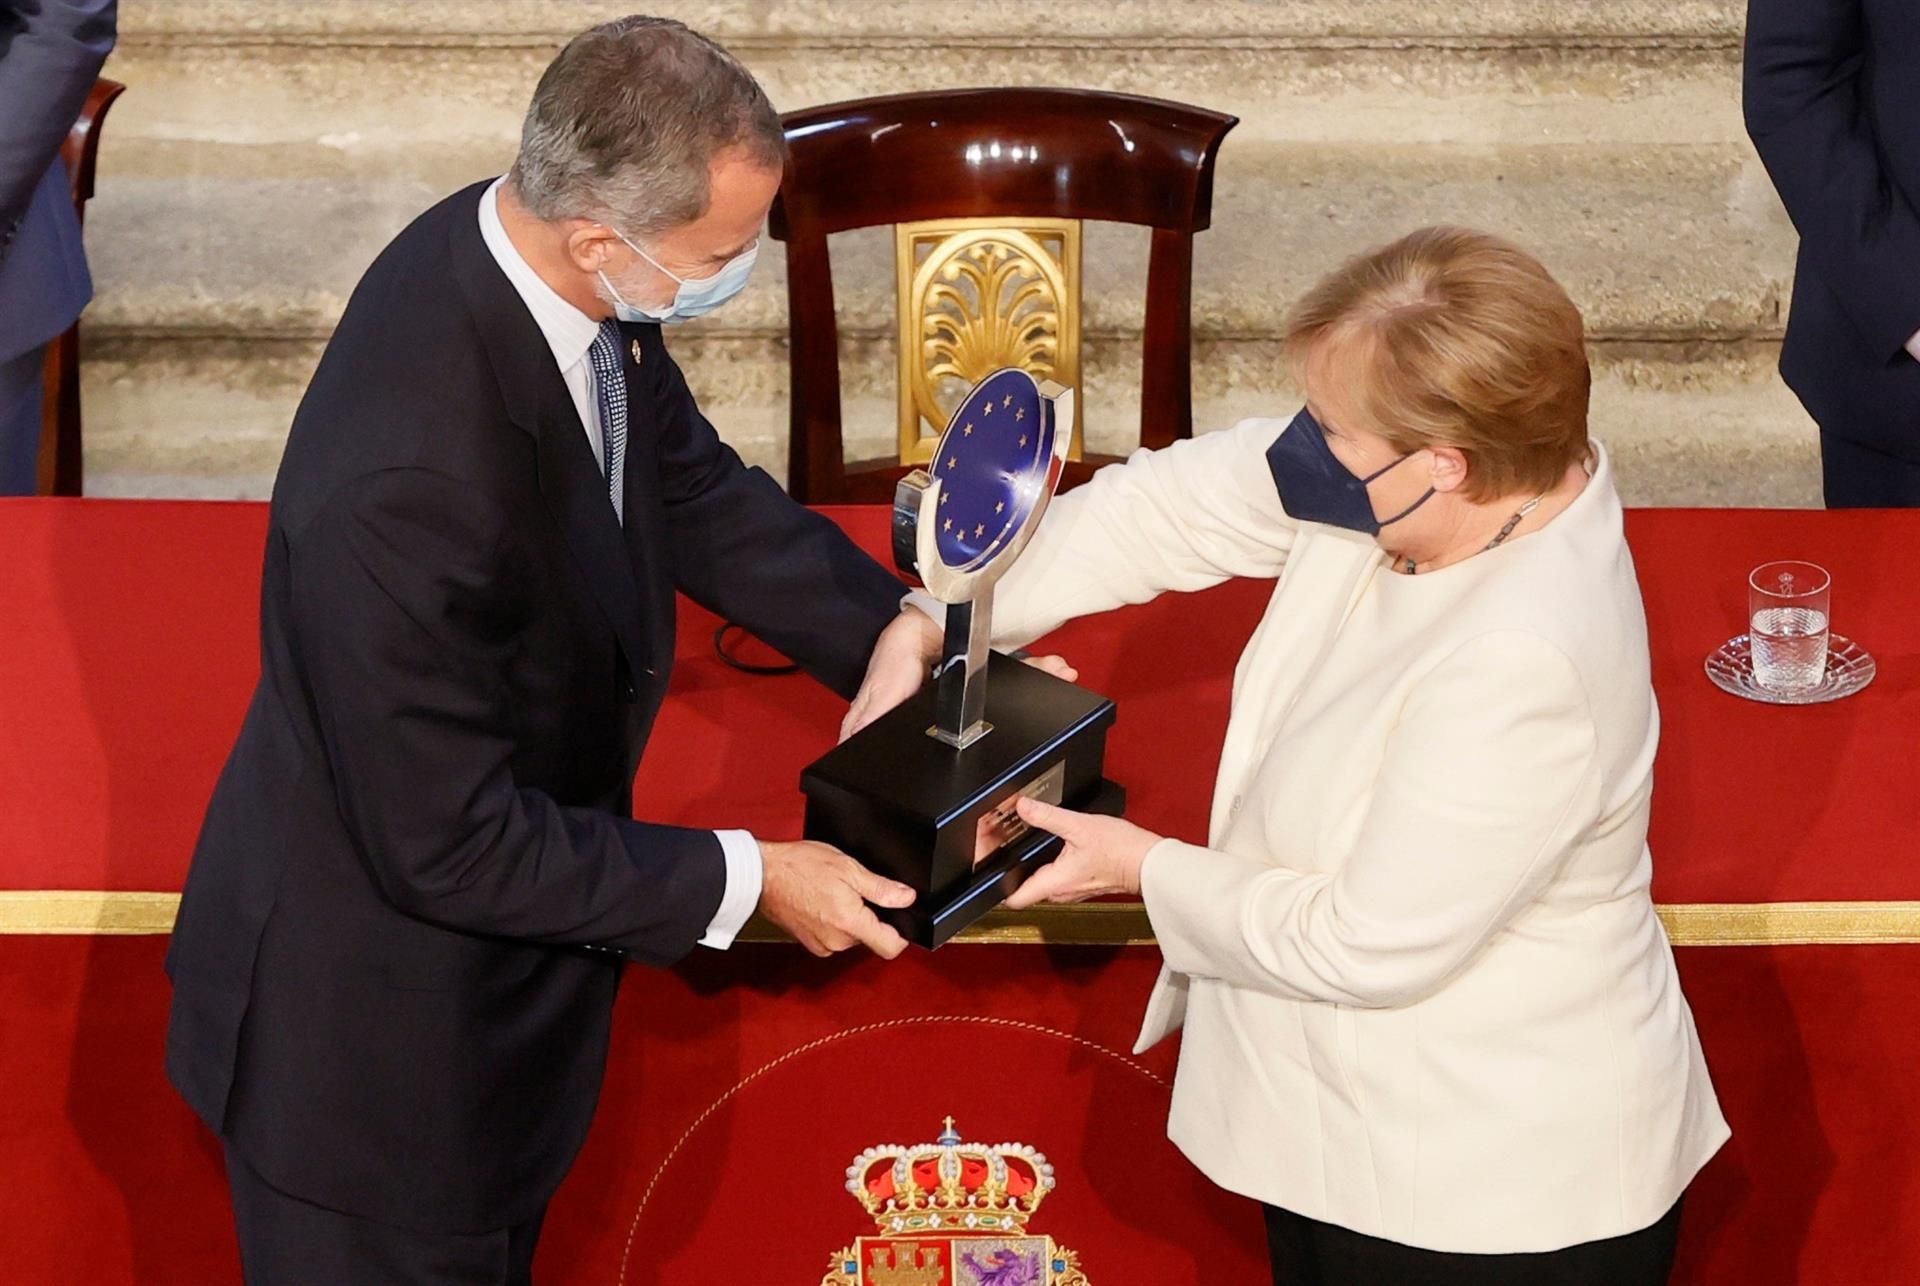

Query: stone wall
left=81, top=0, right=1815, bottom=505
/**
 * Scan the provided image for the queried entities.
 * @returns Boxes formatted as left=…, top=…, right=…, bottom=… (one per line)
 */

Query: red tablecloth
left=3, top=499, right=1916, bottom=900
left=3, top=497, right=1919, bottom=1285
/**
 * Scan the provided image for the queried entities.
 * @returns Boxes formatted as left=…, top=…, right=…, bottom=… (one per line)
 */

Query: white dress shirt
left=967, top=426, right=1727, bottom=1253
left=477, top=177, right=762, bottom=950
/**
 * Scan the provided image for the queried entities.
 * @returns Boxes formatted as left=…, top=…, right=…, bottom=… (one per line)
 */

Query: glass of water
left=1748, top=560, right=1831, bottom=693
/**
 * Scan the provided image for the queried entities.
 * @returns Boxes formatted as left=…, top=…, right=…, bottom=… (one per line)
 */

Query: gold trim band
left=1656, top=901, right=1920, bottom=946
left=5, top=892, right=1920, bottom=947
left=909, top=901, right=1920, bottom=948
left=0, top=890, right=186, bottom=935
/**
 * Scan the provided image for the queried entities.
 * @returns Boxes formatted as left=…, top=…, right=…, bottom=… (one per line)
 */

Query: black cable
left=712, top=620, right=801, bottom=676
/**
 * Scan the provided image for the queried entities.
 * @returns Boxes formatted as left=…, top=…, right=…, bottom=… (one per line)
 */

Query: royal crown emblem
left=821, top=1118, right=1091, bottom=1286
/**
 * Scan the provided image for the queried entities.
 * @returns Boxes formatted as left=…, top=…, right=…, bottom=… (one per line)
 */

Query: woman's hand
left=1002, top=797, right=1162, bottom=908
left=841, top=608, right=1079, bottom=742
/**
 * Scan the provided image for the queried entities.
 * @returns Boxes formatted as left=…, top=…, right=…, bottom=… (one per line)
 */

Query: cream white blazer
left=987, top=422, right=1728, bottom=1253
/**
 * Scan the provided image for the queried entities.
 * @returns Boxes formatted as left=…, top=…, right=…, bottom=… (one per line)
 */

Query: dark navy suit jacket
left=164, top=181, right=905, bottom=1234
left=0, top=0, right=115, bottom=362
left=1745, top=0, right=1920, bottom=463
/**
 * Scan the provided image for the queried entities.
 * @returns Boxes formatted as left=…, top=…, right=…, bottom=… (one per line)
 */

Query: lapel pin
left=630, top=338, right=644, bottom=365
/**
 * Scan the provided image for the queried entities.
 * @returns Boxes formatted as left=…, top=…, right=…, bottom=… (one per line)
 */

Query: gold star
left=941, top=492, right=950, bottom=506
left=983, top=401, right=994, bottom=416
left=946, top=456, right=957, bottom=470
left=1018, top=434, right=1028, bottom=448
left=1015, top=407, right=1026, bottom=421
left=963, top=422, right=973, bottom=436
left=1003, top=395, right=1012, bottom=408
left=994, top=501, right=1005, bottom=514
left=975, top=523, right=985, bottom=537
left=943, top=518, right=952, bottom=531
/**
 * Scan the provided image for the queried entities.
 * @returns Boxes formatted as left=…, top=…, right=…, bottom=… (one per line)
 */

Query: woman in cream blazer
left=863, top=228, right=1728, bottom=1283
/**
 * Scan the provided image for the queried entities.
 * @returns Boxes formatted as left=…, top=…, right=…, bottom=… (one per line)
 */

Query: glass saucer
left=1704, top=633, right=1876, bottom=705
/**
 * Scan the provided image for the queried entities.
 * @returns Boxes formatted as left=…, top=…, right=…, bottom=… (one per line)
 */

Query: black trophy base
left=800, top=651, right=1123, bottom=949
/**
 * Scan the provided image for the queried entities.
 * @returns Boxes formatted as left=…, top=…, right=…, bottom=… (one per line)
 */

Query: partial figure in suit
left=0, top=0, right=115, bottom=495
left=858, top=229, right=1728, bottom=1284
left=1746, top=0, right=1920, bottom=506
left=163, top=18, right=962, bottom=1284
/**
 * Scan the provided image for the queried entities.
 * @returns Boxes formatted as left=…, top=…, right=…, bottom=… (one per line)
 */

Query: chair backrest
left=61, top=78, right=124, bottom=223
left=37, top=77, right=125, bottom=496
left=768, top=88, right=1237, bottom=503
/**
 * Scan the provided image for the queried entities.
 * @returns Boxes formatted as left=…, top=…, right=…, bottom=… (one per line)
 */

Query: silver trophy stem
left=930, top=583, right=994, bottom=748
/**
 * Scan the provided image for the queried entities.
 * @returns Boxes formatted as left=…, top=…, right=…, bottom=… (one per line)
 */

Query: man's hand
left=1001, top=797, right=1162, bottom=909
left=758, top=839, right=916, bottom=959
left=840, top=607, right=943, bottom=742
left=840, top=606, right=1079, bottom=742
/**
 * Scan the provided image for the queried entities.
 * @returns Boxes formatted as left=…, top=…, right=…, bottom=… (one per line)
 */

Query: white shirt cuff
left=1906, top=328, right=1920, bottom=363
left=901, top=590, right=1031, bottom=658
left=698, top=829, right=764, bottom=950
left=902, top=589, right=947, bottom=629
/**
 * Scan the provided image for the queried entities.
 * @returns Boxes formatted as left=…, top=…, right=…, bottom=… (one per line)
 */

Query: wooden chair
left=36, top=77, right=125, bottom=496
left=768, top=88, right=1238, bottom=504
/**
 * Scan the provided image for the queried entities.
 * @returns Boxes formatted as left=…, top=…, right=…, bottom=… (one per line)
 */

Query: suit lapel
left=447, top=183, right=652, bottom=677
left=1210, top=528, right=1382, bottom=844
left=535, top=404, right=653, bottom=676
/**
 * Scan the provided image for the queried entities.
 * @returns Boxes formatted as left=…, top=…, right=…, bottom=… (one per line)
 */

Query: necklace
left=1400, top=491, right=1548, bottom=575
left=1485, top=492, right=1548, bottom=549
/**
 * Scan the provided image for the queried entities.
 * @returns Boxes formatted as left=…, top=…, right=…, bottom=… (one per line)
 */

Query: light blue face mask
left=599, top=229, right=758, bottom=324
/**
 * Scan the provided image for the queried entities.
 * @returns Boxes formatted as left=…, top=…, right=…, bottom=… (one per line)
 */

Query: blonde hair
left=1284, top=226, right=1591, bottom=502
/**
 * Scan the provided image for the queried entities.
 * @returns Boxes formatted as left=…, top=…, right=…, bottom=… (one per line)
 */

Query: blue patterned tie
left=586, top=321, right=627, bottom=524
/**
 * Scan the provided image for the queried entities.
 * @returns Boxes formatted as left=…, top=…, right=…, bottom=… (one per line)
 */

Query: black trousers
left=0, top=344, right=44, bottom=496
left=1821, top=432, right=1920, bottom=508
left=225, top=1145, right=547, bottom=1286
left=1265, top=1199, right=1684, bottom=1286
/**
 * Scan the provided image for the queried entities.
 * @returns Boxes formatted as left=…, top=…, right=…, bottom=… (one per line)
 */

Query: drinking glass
left=1748, top=560, right=1831, bottom=693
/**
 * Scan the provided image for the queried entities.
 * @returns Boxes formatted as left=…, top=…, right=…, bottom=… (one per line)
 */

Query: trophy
left=801, top=368, right=1124, bottom=948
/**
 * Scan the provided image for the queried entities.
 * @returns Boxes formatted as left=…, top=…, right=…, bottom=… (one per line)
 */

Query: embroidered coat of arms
left=821, top=1119, right=1091, bottom=1286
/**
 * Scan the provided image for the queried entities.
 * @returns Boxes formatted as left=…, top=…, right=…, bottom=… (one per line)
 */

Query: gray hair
left=509, top=16, right=787, bottom=235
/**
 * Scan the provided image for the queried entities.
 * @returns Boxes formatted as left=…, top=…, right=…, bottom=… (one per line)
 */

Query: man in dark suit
left=165, top=17, right=933, bottom=1283
left=0, top=0, right=115, bottom=494
left=1746, top=0, right=1920, bottom=506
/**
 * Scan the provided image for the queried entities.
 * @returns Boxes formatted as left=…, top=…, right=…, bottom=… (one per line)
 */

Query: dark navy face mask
left=1265, top=406, right=1434, bottom=535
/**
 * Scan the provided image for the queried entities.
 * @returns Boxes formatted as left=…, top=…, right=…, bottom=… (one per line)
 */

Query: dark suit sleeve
left=650, top=341, right=906, bottom=699
left=0, top=0, right=117, bottom=229
left=288, top=467, right=726, bottom=965
left=1744, top=0, right=1920, bottom=359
